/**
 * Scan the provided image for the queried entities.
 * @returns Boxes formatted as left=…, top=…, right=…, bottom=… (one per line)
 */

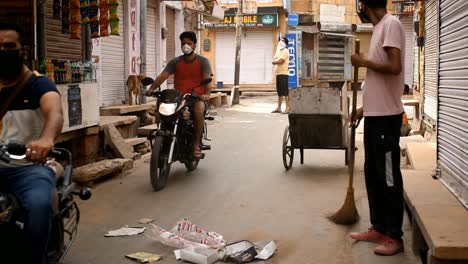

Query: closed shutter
left=215, top=31, right=273, bottom=84
left=45, top=0, right=82, bottom=60
left=424, top=0, right=439, bottom=122
left=100, top=0, right=125, bottom=106
left=401, top=16, right=414, bottom=87
left=437, top=0, right=468, bottom=208
left=318, top=35, right=345, bottom=81
left=146, top=0, right=157, bottom=79
left=414, top=37, right=419, bottom=88
left=166, top=7, right=176, bottom=86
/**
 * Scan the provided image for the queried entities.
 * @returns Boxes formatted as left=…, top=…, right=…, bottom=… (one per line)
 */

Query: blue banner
left=287, top=14, right=299, bottom=26
left=286, top=33, right=298, bottom=89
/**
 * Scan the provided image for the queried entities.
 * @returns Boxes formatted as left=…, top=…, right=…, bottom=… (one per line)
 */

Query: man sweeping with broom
left=349, top=0, right=406, bottom=256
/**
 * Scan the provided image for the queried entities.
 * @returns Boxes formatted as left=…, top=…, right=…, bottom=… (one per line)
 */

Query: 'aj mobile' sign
left=205, top=14, right=278, bottom=28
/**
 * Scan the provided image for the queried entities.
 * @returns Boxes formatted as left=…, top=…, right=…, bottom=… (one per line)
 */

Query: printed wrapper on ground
left=146, top=223, right=210, bottom=250
left=170, top=218, right=226, bottom=249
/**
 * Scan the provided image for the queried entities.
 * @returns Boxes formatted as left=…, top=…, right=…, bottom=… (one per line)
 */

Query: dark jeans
left=364, top=113, right=404, bottom=240
left=0, top=165, right=55, bottom=264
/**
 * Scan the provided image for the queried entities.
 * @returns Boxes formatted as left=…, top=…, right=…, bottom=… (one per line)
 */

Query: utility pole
left=231, top=0, right=243, bottom=105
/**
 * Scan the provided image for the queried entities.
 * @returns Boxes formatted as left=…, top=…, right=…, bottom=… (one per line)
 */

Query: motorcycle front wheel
left=150, top=136, right=171, bottom=191
left=184, top=159, right=199, bottom=171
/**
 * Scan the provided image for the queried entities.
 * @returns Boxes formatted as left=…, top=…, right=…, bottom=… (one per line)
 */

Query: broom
left=328, top=39, right=361, bottom=225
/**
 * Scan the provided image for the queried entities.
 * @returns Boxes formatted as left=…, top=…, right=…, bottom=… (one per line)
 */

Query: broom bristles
left=328, top=188, right=359, bottom=225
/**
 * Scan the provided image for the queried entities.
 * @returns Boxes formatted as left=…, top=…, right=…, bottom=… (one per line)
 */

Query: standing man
left=145, top=31, right=212, bottom=159
left=271, top=37, right=290, bottom=114
left=349, top=0, right=406, bottom=256
left=0, top=21, right=64, bottom=263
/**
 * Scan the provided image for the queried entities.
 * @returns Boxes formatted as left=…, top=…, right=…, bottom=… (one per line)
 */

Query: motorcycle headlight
left=159, top=103, right=177, bottom=116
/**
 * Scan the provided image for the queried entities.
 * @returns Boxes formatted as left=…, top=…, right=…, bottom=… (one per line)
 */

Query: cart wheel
left=282, top=125, right=294, bottom=170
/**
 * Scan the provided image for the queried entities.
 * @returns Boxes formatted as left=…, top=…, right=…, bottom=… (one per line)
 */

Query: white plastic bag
left=146, top=223, right=209, bottom=250
left=170, top=218, right=226, bottom=249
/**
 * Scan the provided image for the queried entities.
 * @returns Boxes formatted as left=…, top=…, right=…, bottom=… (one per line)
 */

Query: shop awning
left=184, top=0, right=224, bottom=20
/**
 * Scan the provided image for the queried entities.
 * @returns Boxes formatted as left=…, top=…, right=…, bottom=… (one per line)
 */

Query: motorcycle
left=142, top=78, right=214, bottom=191
left=0, top=141, right=92, bottom=264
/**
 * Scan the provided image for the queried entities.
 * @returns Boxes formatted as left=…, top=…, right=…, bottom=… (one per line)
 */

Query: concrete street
left=65, top=95, right=421, bottom=264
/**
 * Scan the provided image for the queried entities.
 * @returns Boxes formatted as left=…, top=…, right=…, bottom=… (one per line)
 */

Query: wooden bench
left=403, top=143, right=468, bottom=264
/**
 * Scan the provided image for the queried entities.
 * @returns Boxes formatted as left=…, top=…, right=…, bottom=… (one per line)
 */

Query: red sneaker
left=349, top=227, right=386, bottom=243
left=374, top=238, right=404, bottom=256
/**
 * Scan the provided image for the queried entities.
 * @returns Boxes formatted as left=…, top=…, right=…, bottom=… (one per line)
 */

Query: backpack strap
left=0, top=70, right=33, bottom=121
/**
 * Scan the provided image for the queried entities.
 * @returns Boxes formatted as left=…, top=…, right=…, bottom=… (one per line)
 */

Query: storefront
left=98, top=0, right=127, bottom=106
left=423, top=0, right=438, bottom=124
left=43, top=0, right=99, bottom=133
left=397, top=1, right=415, bottom=88
left=436, top=0, right=468, bottom=208
left=203, top=7, right=286, bottom=87
left=146, top=0, right=158, bottom=81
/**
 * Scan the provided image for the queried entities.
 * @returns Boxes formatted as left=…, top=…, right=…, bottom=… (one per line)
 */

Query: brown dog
left=126, top=74, right=146, bottom=105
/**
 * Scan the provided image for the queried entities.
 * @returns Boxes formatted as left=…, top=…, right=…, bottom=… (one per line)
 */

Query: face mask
left=357, top=2, right=371, bottom=23
left=0, top=49, right=23, bottom=80
left=278, top=41, right=286, bottom=50
left=182, top=44, right=194, bottom=55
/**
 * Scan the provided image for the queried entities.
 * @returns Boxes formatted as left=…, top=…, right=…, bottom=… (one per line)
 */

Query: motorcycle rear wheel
left=150, top=136, right=170, bottom=191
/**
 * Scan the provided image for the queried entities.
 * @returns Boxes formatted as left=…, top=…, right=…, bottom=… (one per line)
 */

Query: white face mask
left=278, top=41, right=286, bottom=50
left=182, top=44, right=193, bottom=55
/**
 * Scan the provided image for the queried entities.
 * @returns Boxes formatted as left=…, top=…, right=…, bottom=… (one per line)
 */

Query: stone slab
left=124, top=137, right=147, bottom=147
left=406, top=142, right=437, bottom=170
left=100, top=103, right=152, bottom=116
left=104, top=124, right=136, bottom=159
left=73, top=158, right=133, bottom=184
left=137, top=124, right=159, bottom=136
left=99, top=115, right=138, bottom=130
left=403, top=169, right=468, bottom=260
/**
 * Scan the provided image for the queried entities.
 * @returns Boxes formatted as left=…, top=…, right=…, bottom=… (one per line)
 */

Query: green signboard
left=205, top=14, right=278, bottom=28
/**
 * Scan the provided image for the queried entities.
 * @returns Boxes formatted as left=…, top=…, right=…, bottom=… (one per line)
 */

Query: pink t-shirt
left=363, top=14, right=405, bottom=117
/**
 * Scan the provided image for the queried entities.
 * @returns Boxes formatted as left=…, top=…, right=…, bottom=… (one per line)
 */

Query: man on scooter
left=0, top=22, right=64, bottom=263
left=146, top=31, right=212, bottom=160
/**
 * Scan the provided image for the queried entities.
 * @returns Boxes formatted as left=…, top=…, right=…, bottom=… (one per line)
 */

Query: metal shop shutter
left=318, top=35, right=345, bottom=81
left=166, top=7, right=176, bottom=87
left=215, top=31, right=273, bottom=84
left=146, top=0, right=157, bottom=80
left=401, top=16, right=414, bottom=87
left=100, top=0, right=126, bottom=106
left=424, top=0, right=439, bottom=122
left=437, top=0, right=468, bottom=208
left=45, top=0, right=82, bottom=60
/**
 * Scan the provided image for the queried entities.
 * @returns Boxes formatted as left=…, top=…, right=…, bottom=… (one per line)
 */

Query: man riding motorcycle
left=145, top=31, right=212, bottom=160
left=0, top=21, right=64, bottom=264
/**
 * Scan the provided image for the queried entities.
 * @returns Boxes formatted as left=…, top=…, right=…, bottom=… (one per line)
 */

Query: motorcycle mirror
left=141, top=77, right=155, bottom=86
left=200, top=78, right=212, bottom=85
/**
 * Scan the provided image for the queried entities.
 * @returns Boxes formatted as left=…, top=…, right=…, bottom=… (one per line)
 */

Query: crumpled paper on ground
left=125, top=252, right=161, bottom=263
left=105, top=226, right=146, bottom=237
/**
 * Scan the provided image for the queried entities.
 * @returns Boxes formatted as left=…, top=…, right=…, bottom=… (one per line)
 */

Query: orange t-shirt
left=164, top=54, right=212, bottom=96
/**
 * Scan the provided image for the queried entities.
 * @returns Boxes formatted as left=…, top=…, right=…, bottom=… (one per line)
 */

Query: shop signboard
left=286, top=32, right=299, bottom=89
left=205, top=14, right=278, bottom=28
left=288, top=14, right=299, bottom=26
left=68, top=85, right=82, bottom=127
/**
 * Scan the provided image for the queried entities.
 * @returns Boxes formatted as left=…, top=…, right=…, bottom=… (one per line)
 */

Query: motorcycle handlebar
left=0, top=142, right=70, bottom=163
